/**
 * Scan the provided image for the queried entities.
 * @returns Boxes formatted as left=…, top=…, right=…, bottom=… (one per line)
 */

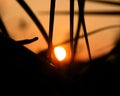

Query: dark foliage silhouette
left=0, top=0, right=120, bottom=95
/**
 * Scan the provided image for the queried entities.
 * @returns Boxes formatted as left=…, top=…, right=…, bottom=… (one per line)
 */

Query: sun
left=54, top=46, right=66, bottom=61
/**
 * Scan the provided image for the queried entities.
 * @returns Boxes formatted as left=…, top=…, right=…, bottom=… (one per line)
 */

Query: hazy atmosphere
left=0, top=0, right=120, bottom=61
left=0, top=0, right=120, bottom=95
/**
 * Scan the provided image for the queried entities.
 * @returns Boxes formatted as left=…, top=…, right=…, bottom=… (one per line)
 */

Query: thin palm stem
left=70, top=0, right=74, bottom=63
left=78, top=0, right=92, bottom=61
left=48, top=0, right=56, bottom=58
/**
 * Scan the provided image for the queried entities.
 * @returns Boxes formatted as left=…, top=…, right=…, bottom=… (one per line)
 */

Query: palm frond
left=78, top=0, right=92, bottom=61
left=48, top=0, right=56, bottom=59
left=54, top=25, right=120, bottom=46
left=70, top=0, right=74, bottom=63
left=87, top=0, right=120, bottom=6
left=17, top=0, right=49, bottom=44
left=40, top=11, right=120, bottom=16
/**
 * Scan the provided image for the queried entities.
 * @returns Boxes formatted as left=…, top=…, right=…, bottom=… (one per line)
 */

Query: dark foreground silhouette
left=0, top=32, right=120, bottom=95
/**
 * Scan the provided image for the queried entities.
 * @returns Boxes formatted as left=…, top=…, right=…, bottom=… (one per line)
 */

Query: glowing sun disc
left=54, top=46, right=66, bottom=61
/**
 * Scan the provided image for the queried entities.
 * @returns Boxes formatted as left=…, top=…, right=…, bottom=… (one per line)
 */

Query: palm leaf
left=70, top=0, right=74, bottom=63
left=48, top=0, right=56, bottom=59
left=17, top=0, right=49, bottom=44
left=87, top=0, right=120, bottom=6
left=53, top=25, right=120, bottom=46
left=41, top=11, right=120, bottom=16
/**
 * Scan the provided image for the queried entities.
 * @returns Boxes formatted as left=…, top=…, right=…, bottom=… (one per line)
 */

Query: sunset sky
left=0, top=0, right=120, bottom=62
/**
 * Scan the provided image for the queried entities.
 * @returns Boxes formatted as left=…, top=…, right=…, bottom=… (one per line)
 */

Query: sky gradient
left=0, top=0, right=120, bottom=61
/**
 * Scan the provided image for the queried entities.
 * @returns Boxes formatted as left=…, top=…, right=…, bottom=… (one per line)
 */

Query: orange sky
left=0, top=0, right=120, bottom=61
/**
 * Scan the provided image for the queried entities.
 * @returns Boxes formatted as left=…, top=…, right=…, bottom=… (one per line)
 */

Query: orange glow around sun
left=54, top=46, right=66, bottom=61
